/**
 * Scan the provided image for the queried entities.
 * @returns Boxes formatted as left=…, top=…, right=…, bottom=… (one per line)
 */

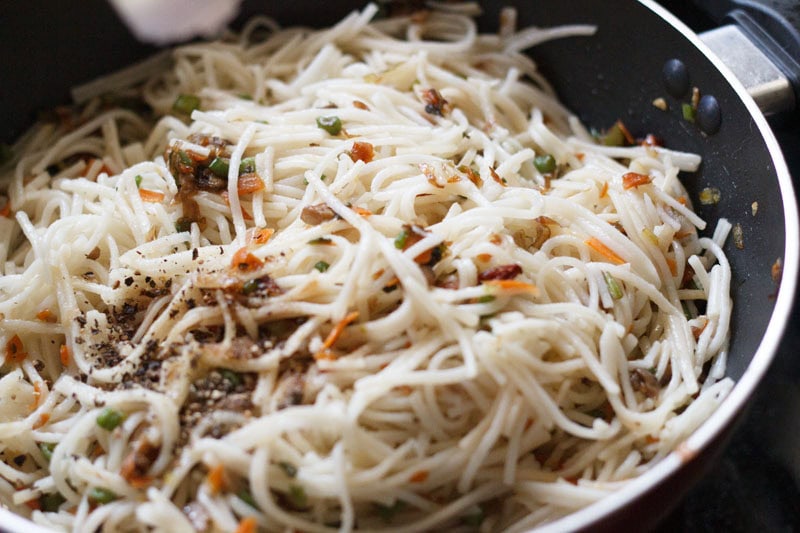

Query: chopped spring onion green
left=39, top=442, right=56, bottom=461
left=134, top=175, right=143, bottom=188
left=533, top=154, right=556, bottom=174
left=376, top=500, right=405, bottom=523
left=208, top=157, right=230, bottom=177
left=177, top=150, right=193, bottom=166
left=394, top=229, right=408, bottom=249
left=602, top=271, right=623, bottom=300
left=682, top=103, right=696, bottom=122
left=239, top=157, right=256, bottom=174
left=238, top=489, right=259, bottom=508
left=316, top=115, right=342, bottom=135
left=287, top=484, right=307, bottom=508
left=461, top=506, right=485, bottom=527
left=314, top=261, right=330, bottom=273
left=173, top=94, right=201, bottom=115
left=220, top=369, right=242, bottom=387
left=88, top=487, right=117, bottom=505
left=241, top=279, right=259, bottom=295
left=476, top=295, right=495, bottom=303
left=278, top=461, right=297, bottom=478
left=175, top=217, right=193, bottom=233
left=40, top=492, right=65, bottom=512
left=96, top=407, right=124, bottom=431
left=601, top=123, right=626, bottom=146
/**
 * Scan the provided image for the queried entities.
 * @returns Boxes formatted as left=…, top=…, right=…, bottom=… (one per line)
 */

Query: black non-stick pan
left=1, top=1, right=798, bottom=531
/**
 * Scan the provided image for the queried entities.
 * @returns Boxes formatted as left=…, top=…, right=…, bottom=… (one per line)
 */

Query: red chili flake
left=622, top=172, right=652, bottom=190
left=348, top=141, right=374, bottom=163
left=478, top=264, right=522, bottom=281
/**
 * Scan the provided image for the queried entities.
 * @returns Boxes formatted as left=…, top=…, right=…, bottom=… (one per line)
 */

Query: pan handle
left=693, top=0, right=800, bottom=114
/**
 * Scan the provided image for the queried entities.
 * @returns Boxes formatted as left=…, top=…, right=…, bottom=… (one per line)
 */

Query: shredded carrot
left=691, top=321, right=708, bottom=340
left=235, top=517, right=258, bottom=533
left=231, top=247, right=264, bottom=272
left=349, top=141, right=374, bottom=163
left=29, top=382, right=42, bottom=411
left=645, top=434, right=660, bottom=444
left=248, top=227, right=274, bottom=246
left=409, top=470, right=429, bottom=483
left=138, top=189, right=165, bottom=203
left=33, top=413, right=50, bottom=429
left=237, top=174, right=265, bottom=195
left=24, top=498, right=41, bottom=511
left=220, top=191, right=254, bottom=220
left=353, top=206, right=372, bottom=217
left=5, top=334, right=26, bottom=364
left=622, top=172, right=652, bottom=190
left=585, top=237, right=626, bottom=265
left=599, top=181, right=609, bottom=198
left=372, top=269, right=385, bottom=280
left=59, top=344, right=71, bottom=366
left=483, top=279, right=539, bottom=295
left=476, top=253, right=492, bottom=262
left=564, top=476, right=579, bottom=485
left=677, top=195, right=687, bottom=205
left=489, top=167, right=505, bottom=186
left=315, top=311, right=359, bottom=359
left=36, top=309, right=55, bottom=322
left=207, top=464, right=226, bottom=494
left=665, top=257, right=677, bottom=276
left=0, top=202, right=10, bottom=217
left=395, top=385, right=413, bottom=395
left=616, top=120, right=635, bottom=145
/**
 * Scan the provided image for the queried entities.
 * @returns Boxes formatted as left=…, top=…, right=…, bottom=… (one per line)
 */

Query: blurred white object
left=108, top=0, right=243, bottom=44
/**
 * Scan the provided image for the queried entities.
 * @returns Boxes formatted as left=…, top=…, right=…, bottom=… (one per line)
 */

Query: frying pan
left=0, top=0, right=798, bottom=531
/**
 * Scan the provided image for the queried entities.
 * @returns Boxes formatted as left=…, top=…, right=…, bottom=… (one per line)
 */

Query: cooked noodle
left=0, top=4, right=732, bottom=532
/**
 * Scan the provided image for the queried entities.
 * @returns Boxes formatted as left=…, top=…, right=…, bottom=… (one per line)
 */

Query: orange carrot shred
left=248, top=227, right=274, bottom=246
left=24, top=499, right=41, bottom=511
left=315, top=311, right=359, bottom=359
left=33, top=413, right=50, bottom=429
left=207, top=464, right=226, bottom=494
left=5, top=335, right=26, bottom=364
left=599, top=181, right=609, bottom=198
left=645, top=434, right=660, bottom=444
left=483, top=279, right=539, bottom=295
left=231, top=247, right=263, bottom=272
left=139, top=189, right=165, bottom=203
left=476, top=253, right=492, bottom=263
left=59, top=345, right=71, bottom=366
left=585, top=237, right=626, bottom=265
left=677, top=196, right=687, bottom=205
left=666, top=257, right=677, bottom=276
left=36, top=309, right=54, bottom=322
left=0, top=202, right=11, bottom=217
left=353, top=206, right=372, bottom=217
left=235, top=517, right=258, bottom=533
left=30, top=382, right=42, bottom=411
left=622, top=172, right=652, bottom=190
left=409, top=470, right=429, bottom=483
left=237, top=174, right=265, bottom=195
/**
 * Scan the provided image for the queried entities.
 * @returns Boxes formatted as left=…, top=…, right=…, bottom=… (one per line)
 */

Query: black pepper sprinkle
left=12, top=454, right=25, bottom=466
left=192, top=248, right=199, bottom=260
left=124, top=277, right=134, bottom=286
left=663, top=59, right=689, bottom=98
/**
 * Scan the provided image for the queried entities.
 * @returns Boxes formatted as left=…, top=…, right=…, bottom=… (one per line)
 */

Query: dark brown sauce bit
left=165, top=134, right=233, bottom=228
left=630, top=368, right=660, bottom=398
left=300, top=203, right=337, bottom=225
left=421, top=88, right=450, bottom=117
left=478, top=264, right=522, bottom=281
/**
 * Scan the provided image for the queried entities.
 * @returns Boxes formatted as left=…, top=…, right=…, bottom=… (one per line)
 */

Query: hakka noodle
left=0, top=3, right=733, bottom=532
